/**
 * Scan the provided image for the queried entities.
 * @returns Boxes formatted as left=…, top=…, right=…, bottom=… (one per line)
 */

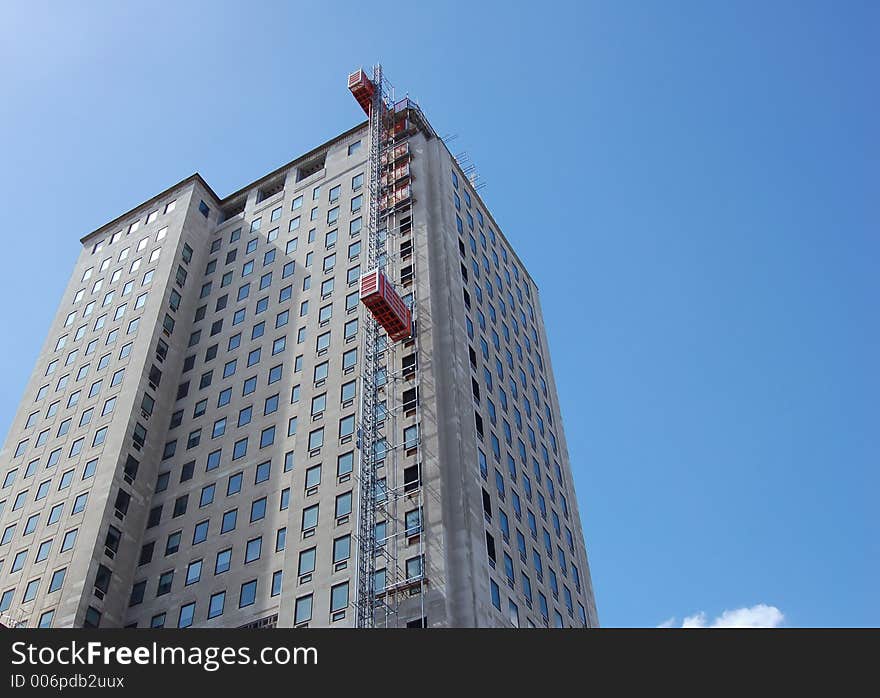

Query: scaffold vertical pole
left=354, top=63, right=385, bottom=628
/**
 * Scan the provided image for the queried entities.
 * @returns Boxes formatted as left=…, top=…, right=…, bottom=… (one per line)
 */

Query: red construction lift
left=360, top=269, right=412, bottom=342
left=348, top=69, right=376, bottom=115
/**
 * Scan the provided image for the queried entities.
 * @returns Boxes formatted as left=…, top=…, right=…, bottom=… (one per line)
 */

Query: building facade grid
left=0, top=109, right=597, bottom=629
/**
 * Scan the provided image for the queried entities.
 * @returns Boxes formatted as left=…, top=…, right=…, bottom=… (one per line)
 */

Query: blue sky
left=0, top=1, right=876, bottom=627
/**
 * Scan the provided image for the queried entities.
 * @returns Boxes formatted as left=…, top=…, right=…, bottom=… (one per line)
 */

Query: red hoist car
left=348, top=69, right=375, bottom=115
left=359, top=269, right=412, bottom=342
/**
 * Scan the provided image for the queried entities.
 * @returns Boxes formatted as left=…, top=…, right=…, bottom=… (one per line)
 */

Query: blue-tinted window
left=215, top=548, right=232, bottom=574
left=239, top=580, right=257, bottom=607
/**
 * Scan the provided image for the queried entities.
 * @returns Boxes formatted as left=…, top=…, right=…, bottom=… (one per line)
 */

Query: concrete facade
left=0, top=112, right=598, bottom=629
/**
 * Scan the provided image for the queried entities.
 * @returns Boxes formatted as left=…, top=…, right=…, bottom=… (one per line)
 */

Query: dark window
left=180, top=460, right=195, bottom=482
left=83, top=606, right=101, bottom=628
left=147, top=505, right=162, bottom=528
left=129, top=580, right=146, bottom=607
left=138, top=542, right=154, bottom=566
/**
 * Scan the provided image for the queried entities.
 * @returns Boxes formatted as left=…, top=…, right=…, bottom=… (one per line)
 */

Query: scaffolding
left=0, top=609, right=27, bottom=628
left=350, top=64, right=429, bottom=628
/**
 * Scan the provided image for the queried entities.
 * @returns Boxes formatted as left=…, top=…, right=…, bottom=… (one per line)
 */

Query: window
left=193, top=520, right=209, bottom=545
left=12, top=491, right=28, bottom=511
left=247, top=348, right=261, bottom=367
left=165, top=530, right=182, bottom=555
left=311, top=393, right=327, bottom=417
left=22, top=565, right=43, bottom=603
left=178, top=602, right=195, bottom=628
left=34, top=538, right=52, bottom=562
left=23, top=513, right=38, bottom=535
left=3, top=469, right=17, bottom=490
left=275, top=527, right=287, bottom=553
left=72, top=492, right=88, bottom=514
left=215, top=548, right=232, bottom=574
left=406, top=555, right=423, bottom=581
left=341, top=381, right=357, bottom=405
left=295, top=595, right=312, bottom=624
left=339, top=414, right=355, bottom=438
left=330, top=581, right=349, bottom=614
left=156, top=571, right=173, bottom=596
left=250, top=497, right=267, bottom=522
left=490, top=579, right=502, bottom=610
left=186, top=559, right=202, bottom=585
left=335, top=491, right=352, bottom=518
left=162, top=440, right=177, bottom=461
left=200, top=448, right=221, bottom=474
left=226, top=471, right=243, bottom=496
left=255, top=460, right=271, bottom=483
left=405, top=508, right=422, bottom=536
left=245, top=536, right=262, bottom=563
left=268, top=569, right=282, bottom=597
left=268, top=364, right=282, bottom=383
left=258, top=426, right=275, bottom=449
left=36, top=479, right=52, bottom=499
left=221, top=509, right=237, bottom=534
left=239, top=579, right=257, bottom=608
left=305, top=464, right=321, bottom=490
left=138, top=542, right=155, bottom=567
left=217, top=388, right=232, bottom=408
left=299, top=547, right=316, bottom=576
left=308, top=427, right=324, bottom=451
left=58, top=469, right=75, bottom=491
left=222, top=359, right=237, bottom=379
left=199, top=484, right=215, bottom=507
left=403, top=423, right=419, bottom=449
left=82, top=605, right=102, bottom=628
left=208, top=591, right=225, bottom=619
left=508, top=599, right=520, bottom=627
left=302, top=504, right=318, bottom=531
left=339, top=349, right=358, bottom=373
left=2, top=524, right=16, bottom=546
left=49, top=568, right=66, bottom=593
left=336, top=451, right=355, bottom=478
left=333, top=534, right=351, bottom=563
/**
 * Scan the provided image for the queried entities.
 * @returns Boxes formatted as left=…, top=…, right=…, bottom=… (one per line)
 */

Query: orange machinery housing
left=360, top=269, right=412, bottom=342
left=348, top=69, right=375, bottom=115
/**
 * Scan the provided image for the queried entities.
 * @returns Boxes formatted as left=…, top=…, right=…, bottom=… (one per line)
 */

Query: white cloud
left=659, top=604, right=784, bottom=628
left=681, top=611, right=710, bottom=628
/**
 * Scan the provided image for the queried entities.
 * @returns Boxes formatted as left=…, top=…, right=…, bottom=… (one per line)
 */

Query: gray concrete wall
left=0, top=183, right=203, bottom=628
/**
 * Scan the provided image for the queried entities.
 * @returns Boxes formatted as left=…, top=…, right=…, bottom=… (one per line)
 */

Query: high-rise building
left=0, top=68, right=597, bottom=629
